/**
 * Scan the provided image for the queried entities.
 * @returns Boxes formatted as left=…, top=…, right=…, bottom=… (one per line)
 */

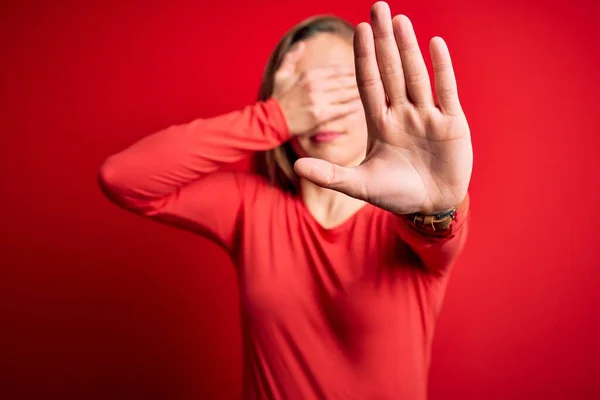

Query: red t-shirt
left=99, top=98, right=470, bottom=400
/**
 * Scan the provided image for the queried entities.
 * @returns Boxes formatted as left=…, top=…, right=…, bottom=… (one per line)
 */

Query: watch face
left=436, top=209, right=456, bottom=219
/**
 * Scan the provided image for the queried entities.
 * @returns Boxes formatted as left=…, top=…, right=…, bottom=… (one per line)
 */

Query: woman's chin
left=292, top=139, right=366, bottom=167
left=308, top=150, right=365, bottom=167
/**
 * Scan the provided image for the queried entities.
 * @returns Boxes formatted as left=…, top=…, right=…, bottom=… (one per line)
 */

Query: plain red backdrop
left=1, top=0, right=599, bottom=398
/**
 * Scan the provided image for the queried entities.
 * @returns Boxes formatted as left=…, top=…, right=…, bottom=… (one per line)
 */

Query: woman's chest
left=237, top=225, right=422, bottom=331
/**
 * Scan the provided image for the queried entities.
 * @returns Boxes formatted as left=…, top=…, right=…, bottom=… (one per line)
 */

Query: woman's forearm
left=98, top=98, right=289, bottom=212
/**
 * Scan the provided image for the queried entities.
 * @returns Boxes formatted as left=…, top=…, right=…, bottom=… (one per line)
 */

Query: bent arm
left=99, top=98, right=288, bottom=211
left=98, top=98, right=289, bottom=251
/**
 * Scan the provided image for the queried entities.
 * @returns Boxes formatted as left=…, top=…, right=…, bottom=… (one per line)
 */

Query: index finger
left=354, top=22, right=386, bottom=117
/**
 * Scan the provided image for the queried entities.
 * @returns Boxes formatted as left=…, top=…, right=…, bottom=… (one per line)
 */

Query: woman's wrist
left=403, top=197, right=467, bottom=232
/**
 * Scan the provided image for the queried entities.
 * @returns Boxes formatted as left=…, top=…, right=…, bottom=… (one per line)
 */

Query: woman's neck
left=299, top=178, right=366, bottom=229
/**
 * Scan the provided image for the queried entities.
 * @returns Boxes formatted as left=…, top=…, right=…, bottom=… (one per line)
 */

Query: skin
left=287, top=34, right=368, bottom=169
left=277, top=1, right=473, bottom=226
left=273, top=34, right=371, bottom=228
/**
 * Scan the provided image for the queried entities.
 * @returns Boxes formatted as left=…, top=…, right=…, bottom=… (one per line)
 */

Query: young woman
left=99, top=2, right=473, bottom=399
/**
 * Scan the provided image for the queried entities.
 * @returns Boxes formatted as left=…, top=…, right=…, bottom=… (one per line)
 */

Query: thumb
left=294, top=158, right=368, bottom=200
left=276, top=42, right=305, bottom=78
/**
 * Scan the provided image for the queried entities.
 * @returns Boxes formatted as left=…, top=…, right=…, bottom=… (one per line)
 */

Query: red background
left=1, top=0, right=599, bottom=399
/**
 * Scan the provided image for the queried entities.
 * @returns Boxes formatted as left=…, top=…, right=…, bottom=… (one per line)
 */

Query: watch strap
left=404, top=199, right=465, bottom=232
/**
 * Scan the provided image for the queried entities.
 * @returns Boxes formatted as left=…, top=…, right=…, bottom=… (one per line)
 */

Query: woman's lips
left=310, top=131, right=344, bottom=143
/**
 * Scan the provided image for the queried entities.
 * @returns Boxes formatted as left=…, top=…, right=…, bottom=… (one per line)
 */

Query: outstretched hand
left=294, top=1, right=473, bottom=215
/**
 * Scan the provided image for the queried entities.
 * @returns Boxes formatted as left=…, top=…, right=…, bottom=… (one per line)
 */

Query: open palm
left=294, top=1, right=473, bottom=215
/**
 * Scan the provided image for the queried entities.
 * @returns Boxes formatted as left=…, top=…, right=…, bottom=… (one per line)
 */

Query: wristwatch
left=405, top=200, right=465, bottom=232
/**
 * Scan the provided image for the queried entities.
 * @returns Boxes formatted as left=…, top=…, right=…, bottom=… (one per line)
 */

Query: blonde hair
left=252, top=15, right=355, bottom=194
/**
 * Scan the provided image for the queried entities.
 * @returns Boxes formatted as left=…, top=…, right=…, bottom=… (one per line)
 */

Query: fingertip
left=371, top=1, right=390, bottom=17
left=353, top=22, right=373, bottom=53
left=355, top=21, right=372, bottom=33
left=293, top=158, right=311, bottom=183
left=430, top=36, right=446, bottom=47
left=294, top=157, right=333, bottom=186
left=293, top=157, right=311, bottom=175
left=429, top=36, right=449, bottom=61
left=280, top=48, right=293, bottom=65
left=279, top=42, right=306, bottom=74
left=287, top=41, right=305, bottom=61
left=292, top=159, right=303, bottom=179
left=294, top=41, right=306, bottom=54
left=392, top=14, right=411, bottom=31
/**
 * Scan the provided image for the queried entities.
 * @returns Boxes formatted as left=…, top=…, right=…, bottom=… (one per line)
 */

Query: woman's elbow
left=97, top=156, right=163, bottom=216
left=98, top=156, right=133, bottom=208
left=98, top=155, right=119, bottom=191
